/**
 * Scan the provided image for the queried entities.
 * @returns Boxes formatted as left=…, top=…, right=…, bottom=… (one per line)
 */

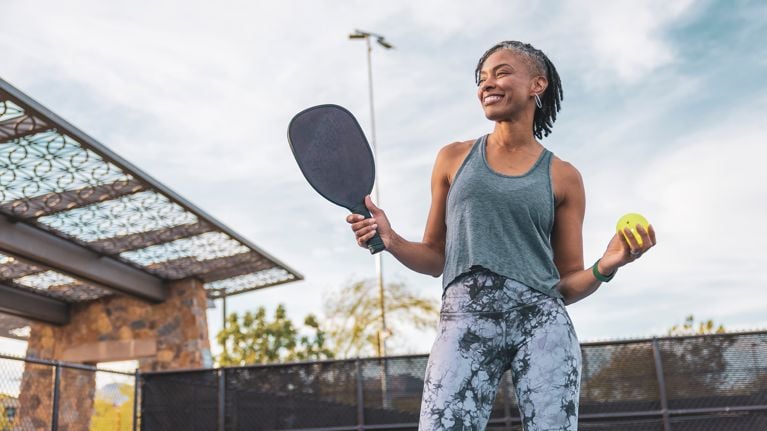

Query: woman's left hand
left=598, top=224, right=657, bottom=275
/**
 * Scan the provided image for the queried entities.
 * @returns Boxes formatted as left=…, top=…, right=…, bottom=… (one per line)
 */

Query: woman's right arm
left=346, top=144, right=458, bottom=277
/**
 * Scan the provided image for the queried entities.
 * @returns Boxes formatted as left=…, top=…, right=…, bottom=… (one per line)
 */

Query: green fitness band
left=592, top=259, right=616, bottom=283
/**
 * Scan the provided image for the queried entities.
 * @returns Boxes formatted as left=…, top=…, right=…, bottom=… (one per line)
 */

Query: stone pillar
left=137, top=278, right=212, bottom=372
left=15, top=357, right=53, bottom=431
left=16, top=278, right=211, bottom=430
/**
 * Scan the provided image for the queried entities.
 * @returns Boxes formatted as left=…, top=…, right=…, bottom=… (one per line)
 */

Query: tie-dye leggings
left=419, top=269, right=581, bottom=430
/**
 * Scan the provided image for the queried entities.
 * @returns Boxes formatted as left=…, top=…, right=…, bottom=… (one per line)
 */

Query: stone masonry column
left=137, top=278, right=212, bottom=372
left=16, top=278, right=211, bottom=430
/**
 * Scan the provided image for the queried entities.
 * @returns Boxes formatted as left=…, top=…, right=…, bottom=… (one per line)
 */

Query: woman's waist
left=441, top=246, right=560, bottom=291
left=441, top=267, right=559, bottom=314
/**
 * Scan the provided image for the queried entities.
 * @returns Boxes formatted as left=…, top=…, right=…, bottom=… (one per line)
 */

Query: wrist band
left=592, top=259, right=616, bottom=283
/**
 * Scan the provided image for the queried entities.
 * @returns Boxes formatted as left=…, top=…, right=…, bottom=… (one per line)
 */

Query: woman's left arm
left=551, top=161, right=657, bottom=305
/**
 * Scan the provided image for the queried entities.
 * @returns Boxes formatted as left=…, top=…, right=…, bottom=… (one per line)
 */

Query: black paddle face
left=288, top=104, right=385, bottom=254
left=288, top=105, right=375, bottom=213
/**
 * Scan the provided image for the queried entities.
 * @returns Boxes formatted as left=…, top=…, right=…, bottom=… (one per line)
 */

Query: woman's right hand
left=346, top=195, right=393, bottom=249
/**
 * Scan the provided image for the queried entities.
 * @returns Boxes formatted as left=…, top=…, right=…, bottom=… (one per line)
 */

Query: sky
left=1, top=0, right=766, bottom=357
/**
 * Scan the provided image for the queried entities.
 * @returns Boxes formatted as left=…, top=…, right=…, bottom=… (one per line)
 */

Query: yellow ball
left=616, top=213, right=650, bottom=247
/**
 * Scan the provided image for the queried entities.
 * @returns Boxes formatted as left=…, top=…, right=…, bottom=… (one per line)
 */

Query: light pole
left=348, top=29, right=393, bottom=358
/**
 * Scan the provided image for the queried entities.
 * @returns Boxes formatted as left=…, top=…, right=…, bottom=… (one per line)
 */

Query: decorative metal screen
left=0, top=78, right=301, bottom=328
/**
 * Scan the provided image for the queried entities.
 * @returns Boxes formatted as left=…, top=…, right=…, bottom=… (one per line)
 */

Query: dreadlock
left=474, top=41, right=563, bottom=139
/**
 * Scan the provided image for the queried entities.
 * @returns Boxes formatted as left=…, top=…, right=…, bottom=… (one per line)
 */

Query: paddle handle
left=354, top=207, right=386, bottom=255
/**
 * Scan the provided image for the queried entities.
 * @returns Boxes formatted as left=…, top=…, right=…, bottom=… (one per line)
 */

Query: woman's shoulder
left=550, top=152, right=581, bottom=179
left=437, top=139, right=476, bottom=163
left=441, top=139, right=475, bottom=154
left=434, top=139, right=478, bottom=184
left=549, top=152, right=584, bottom=203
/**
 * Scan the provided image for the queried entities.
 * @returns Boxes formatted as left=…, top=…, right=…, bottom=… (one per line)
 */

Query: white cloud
left=557, top=0, right=696, bottom=83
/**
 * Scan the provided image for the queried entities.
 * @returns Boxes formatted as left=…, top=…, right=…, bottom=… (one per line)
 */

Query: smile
left=483, top=94, right=503, bottom=105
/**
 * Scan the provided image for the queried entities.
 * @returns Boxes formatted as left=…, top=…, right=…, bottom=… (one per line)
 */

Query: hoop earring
left=534, top=94, right=543, bottom=109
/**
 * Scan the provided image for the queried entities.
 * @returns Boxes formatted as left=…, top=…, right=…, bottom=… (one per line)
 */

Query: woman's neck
left=489, top=120, right=539, bottom=152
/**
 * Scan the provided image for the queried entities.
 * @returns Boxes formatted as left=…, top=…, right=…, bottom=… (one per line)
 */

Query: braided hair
left=474, top=41, right=563, bottom=139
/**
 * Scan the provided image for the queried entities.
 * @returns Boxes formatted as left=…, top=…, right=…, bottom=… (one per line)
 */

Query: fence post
left=51, top=361, right=61, bottom=431
left=133, top=369, right=140, bottom=431
left=380, top=356, right=391, bottom=410
left=218, top=368, right=226, bottom=431
left=652, top=338, right=672, bottom=431
left=356, top=359, right=365, bottom=431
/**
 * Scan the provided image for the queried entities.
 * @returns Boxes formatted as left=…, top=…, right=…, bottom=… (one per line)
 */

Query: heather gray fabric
left=443, top=135, right=561, bottom=299
left=420, top=270, right=581, bottom=430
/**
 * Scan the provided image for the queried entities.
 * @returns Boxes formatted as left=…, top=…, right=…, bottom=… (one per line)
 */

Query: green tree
left=89, top=383, right=133, bottom=431
left=667, top=314, right=726, bottom=336
left=216, top=304, right=334, bottom=366
left=583, top=316, right=732, bottom=405
left=582, top=344, right=659, bottom=403
left=323, top=278, right=439, bottom=358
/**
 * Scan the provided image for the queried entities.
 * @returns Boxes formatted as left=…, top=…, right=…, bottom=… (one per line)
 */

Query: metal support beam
left=0, top=215, right=166, bottom=302
left=0, top=282, right=69, bottom=325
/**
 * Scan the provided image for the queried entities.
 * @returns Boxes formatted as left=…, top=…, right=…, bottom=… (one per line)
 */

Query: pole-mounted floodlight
left=348, top=29, right=393, bottom=360
left=349, top=30, right=394, bottom=408
left=376, top=37, right=393, bottom=49
left=348, top=29, right=394, bottom=50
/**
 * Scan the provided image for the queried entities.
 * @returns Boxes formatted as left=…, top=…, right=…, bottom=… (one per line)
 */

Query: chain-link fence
left=0, top=353, right=137, bottom=431
left=140, top=331, right=767, bottom=431
left=2, top=331, right=765, bottom=430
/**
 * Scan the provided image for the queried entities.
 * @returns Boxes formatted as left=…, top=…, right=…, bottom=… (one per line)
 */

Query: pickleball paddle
left=288, top=104, right=385, bottom=254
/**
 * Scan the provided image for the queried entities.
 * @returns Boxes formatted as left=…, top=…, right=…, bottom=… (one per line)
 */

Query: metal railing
left=139, top=331, right=767, bottom=430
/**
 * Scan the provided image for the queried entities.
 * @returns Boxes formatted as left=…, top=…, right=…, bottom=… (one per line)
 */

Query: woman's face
left=476, top=49, right=544, bottom=122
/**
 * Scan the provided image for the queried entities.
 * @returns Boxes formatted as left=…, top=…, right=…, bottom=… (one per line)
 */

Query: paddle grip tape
left=354, top=207, right=386, bottom=255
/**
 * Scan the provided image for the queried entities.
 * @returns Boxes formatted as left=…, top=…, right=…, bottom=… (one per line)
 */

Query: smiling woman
left=346, top=40, right=657, bottom=430
left=475, top=41, right=563, bottom=140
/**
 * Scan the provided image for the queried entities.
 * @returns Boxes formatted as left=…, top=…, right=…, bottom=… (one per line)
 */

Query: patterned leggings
left=419, top=269, right=581, bottom=430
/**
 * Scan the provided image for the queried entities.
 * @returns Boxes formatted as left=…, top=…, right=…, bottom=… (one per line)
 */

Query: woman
left=346, top=41, right=656, bottom=430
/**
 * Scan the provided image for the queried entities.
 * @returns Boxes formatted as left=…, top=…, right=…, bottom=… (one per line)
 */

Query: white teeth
left=484, top=95, right=502, bottom=104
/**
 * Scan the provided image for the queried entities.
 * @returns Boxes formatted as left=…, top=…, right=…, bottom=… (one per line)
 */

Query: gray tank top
left=443, top=135, right=562, bottom=299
